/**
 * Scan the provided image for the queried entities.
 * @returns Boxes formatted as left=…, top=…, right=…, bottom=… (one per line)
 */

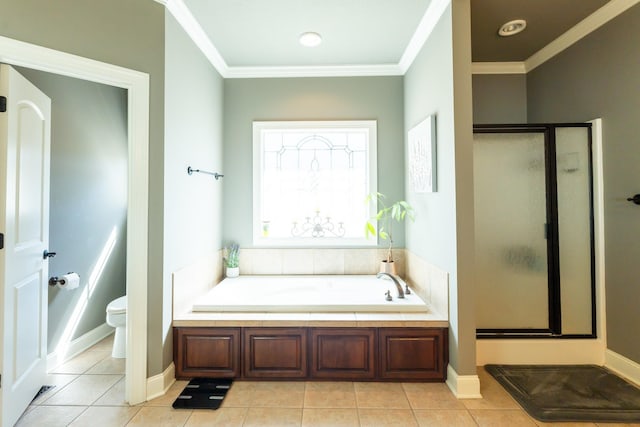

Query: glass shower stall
left=474, top=124, right=595, bottom=338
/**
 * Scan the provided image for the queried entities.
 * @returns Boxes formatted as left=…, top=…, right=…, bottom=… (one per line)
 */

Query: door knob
left=43, top=250, right=57, bottom=259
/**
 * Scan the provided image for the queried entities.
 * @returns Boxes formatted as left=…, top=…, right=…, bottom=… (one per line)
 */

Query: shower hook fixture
left=627, top=194, right=640, bottom=205
left=187, top=166, right=224, bottom=180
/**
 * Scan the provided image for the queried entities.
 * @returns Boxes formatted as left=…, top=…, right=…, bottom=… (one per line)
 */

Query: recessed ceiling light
left=299, top=32, right=322, bottom=47
left=498, top=19, right=527, bottom=37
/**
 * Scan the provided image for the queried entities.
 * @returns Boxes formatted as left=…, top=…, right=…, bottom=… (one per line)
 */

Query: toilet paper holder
left=48, top=273, right=75, bottom=287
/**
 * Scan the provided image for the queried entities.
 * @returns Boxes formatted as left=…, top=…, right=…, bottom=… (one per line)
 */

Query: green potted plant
left=365, top=192, right=415, bottom=274
left=223, top=243, right=240, bottom=278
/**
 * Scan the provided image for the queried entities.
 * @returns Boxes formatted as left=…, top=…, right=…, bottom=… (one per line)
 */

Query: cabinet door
left=378, top=328, right=448, bottom=380
left=173, top=328, right=240, bottom=379
left=311, top=328, right=375, bottom=379
left=243, top=328, right=307, bottom=378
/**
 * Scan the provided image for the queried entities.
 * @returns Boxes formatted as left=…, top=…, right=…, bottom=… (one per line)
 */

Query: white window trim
left=252, top=120, right=378, bottom=247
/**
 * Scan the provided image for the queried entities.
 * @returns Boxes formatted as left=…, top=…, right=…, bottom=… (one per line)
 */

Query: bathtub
left=192, top=275, right=429, bottom=313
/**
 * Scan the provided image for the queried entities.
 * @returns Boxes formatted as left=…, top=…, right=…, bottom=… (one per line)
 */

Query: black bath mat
left=172, top=378, right=233, bottom=410
left=485, top=364, right=640, bottom=423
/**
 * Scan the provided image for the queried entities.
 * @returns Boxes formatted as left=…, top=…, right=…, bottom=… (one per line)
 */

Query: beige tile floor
left=15, top=335, right=640, bottom=427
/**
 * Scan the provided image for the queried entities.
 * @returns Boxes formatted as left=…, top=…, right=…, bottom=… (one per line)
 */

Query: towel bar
left=187, top=166, right=223, bottom=180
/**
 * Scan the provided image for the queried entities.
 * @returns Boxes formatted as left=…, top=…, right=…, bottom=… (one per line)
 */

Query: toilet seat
left=106, top=295, right=127, bottom=315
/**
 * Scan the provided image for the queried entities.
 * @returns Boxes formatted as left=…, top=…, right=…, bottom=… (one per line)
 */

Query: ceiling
left=175, top=0, right=616, bottom=74
left=471, top=0, right=610, bottom=62
left=183, top=0, right=431, bottom=67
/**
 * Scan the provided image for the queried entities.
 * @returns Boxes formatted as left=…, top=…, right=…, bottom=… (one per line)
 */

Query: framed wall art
left=408, top=114, right=437, bottom=193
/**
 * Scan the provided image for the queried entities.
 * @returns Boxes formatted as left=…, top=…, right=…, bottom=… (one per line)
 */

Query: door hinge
left=0, top=96, right=6, bottom=112
left=0, top=232, right=3, bottom=250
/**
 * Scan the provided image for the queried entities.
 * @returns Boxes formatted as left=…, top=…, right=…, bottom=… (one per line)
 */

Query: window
left=253, top=120, right=377, bottom=246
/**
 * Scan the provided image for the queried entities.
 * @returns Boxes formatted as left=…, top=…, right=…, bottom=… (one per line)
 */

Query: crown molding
left=525, top=0, right=640, bottom=72
left=163, top=0, right=230, bottom=77
left=471, top=62, right=526, bottom=75
left=399, top=0, right=451, bottom=74
left=224, top=64, right=403, bottom=79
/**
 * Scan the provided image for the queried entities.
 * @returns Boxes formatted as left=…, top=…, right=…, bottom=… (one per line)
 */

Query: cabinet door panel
left=174, top=328, right=240, bottom=379
left=244, top=328, right=307, bottom=378
left=378, top=328, right=447, bottom=380
left=311, top=328, right=375, bottom=379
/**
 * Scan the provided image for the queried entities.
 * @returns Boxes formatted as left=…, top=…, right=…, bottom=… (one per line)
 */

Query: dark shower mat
left=172, top=378, right=233, bottom=410
left=485, top=364, right=640, bottom=423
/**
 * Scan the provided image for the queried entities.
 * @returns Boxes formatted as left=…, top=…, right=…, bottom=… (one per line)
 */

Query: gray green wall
left=0, top=0, right=167, bottom=376
left=222, top=76, right=405, bottom=248
left=472, top=74, right=527, bottom=124
left=163, top=13, right=224, bottom=372
left=16, top=68, right=128, bottom=354
left=404, top=0, right=476, bottom=376
left=527, top=4, right=640, bottom=364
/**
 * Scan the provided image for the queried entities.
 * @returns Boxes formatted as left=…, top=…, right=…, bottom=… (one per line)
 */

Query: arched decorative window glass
left=253, top=120, right=377, bottom=246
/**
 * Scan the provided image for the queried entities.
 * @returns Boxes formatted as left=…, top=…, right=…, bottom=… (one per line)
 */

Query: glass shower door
left=555, top=126, right=594, bottom=335
left=474, top=130, right=551, bottom=331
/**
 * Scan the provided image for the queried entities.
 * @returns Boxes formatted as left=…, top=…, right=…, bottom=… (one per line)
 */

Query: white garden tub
left=192, top=275, right=429, bottom=313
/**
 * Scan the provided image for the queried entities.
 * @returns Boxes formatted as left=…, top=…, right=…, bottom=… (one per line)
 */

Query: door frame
left=475, top=119, right=607, bottom=365
left=0, top=36, right=149, bottom=404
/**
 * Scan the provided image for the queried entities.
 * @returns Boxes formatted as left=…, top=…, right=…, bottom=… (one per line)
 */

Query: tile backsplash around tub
left=239, top=248, right=405, bottom=276
left=172, top=248, right=448, bottom=320
left=172, top=251, right=224, bottom=316
left=404, top=250, right=449, bottom=319
left=239, top=248, right=448, bottom=318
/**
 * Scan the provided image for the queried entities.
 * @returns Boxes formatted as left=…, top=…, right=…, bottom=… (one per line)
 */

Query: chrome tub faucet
left=377, top=272, right=405, bottom=299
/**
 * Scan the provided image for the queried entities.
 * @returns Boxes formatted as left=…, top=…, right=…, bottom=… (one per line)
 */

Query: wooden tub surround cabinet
left=173, top=326, right=448, bottom=382
left=171, top=263, right=451, bottom=383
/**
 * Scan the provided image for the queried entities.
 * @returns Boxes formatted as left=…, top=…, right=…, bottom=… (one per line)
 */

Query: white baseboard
left=476, top=339, right=606, bottom=366
left=146, top=362, right=176, bottom=401
left=446, top=365, right=482, bottom=398
left=47, top=323, right=114, bottom=371
left=605, top=349, right=640, bottom=387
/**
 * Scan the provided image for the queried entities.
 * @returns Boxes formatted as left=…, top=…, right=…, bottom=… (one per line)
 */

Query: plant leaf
left=391, top=204, right=400, bottom=220
left=365, top=222, right=376, bottom=237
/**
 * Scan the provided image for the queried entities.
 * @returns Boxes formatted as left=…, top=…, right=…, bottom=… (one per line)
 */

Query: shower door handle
left=627, top=194, right=640, bottom=205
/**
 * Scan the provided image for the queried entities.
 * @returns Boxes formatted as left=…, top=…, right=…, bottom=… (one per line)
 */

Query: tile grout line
left=122, top=407, right=144, bottom=427
left=66, top=405, right=90, bottom=426
left=89, top=373, right=125, bottom=407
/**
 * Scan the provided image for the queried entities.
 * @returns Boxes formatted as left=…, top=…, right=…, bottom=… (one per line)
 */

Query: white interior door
left=0, top=64, right=51, bottom=427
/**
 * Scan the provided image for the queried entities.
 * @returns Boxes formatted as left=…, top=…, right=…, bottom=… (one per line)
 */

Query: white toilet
left=106, top=295, right=127, bottom=358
